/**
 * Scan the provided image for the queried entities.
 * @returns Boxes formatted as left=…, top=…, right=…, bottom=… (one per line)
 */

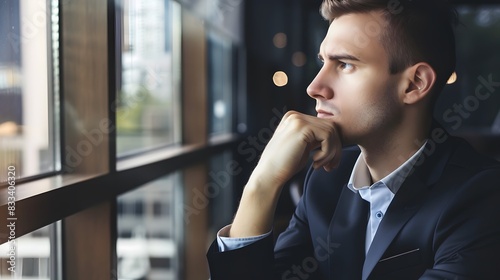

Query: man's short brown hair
left=321, top=0, right=458, bottom=97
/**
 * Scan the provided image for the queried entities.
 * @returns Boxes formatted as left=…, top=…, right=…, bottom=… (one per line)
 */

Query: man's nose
left=306, top=68, right=334, bottom=100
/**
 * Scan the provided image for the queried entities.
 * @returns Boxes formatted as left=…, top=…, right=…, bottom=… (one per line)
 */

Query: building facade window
left=0, top=0, right=59, bottom=182
left=0, top=224, right=55, bottom=279
left=117, top=172, right=183, bottom=280
left=117, top=0, right=181, bottom=157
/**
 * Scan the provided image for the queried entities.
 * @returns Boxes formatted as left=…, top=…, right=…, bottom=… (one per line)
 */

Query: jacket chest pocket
left=371, top=248, right=424, bottom=278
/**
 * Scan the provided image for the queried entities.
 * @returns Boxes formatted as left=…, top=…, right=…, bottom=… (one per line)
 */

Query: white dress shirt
left=347, top=141, right=427, bottom=253
left=217, top=141, right=428, bottom=253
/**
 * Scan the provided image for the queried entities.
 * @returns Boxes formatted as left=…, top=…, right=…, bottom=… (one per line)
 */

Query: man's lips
left=316, top=110, right=334, bottom=118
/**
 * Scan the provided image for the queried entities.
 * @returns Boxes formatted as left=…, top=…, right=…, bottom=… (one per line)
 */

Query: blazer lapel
left=362, top=176, right=427, bottom=279
left=328, top=185, right=369, bottom=279
left=362, top=136, right=455, bottom=279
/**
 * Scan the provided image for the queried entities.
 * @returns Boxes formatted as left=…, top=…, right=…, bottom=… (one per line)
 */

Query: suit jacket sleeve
left=206, top=166, right=321, bottom=280
left=207, top=232, right=275, bottom=280
left=206, top=147, right=360, bottom=280
left=419, top=167, right=500, bottom=279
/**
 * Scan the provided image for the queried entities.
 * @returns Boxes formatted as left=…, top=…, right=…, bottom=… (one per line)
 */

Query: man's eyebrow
left=317, top=53, right=361, bottom=62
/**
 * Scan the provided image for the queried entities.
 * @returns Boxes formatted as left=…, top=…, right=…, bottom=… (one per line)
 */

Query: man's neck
left=359, top=120, right=431, bottom=183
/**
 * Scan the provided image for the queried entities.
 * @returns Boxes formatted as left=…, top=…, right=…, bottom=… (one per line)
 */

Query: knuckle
left=283, top=110, right=298, bottom=119
left=285, top=114, right=305, bottom=128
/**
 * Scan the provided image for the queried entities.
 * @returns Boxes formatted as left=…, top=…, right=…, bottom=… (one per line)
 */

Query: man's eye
left=340, top=62, right=354, bottom=71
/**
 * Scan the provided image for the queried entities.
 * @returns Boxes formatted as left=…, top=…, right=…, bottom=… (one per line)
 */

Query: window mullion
left=60, top=0, right=112, bottom=279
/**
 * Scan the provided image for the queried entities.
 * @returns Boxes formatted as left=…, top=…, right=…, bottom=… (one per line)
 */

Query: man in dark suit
left=207, top=0, right=500, bottom=279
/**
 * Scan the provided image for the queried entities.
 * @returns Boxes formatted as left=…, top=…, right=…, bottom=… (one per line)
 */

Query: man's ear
left=401, top=62, right=436, bottom=105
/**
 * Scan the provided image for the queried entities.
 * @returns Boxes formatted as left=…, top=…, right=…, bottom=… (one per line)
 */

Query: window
left=207, top=31, right=235, bottom=135
left=116, top=0, right=181, bottom=157
left=208, top=151, right=235, bottom=231
left=0, top=0, right=59, bottom=182
left=0, top=224, right=56, bottom=279
left=117, top=173, right=182, bottom=280
left=0, top=0, right=244, bottom=279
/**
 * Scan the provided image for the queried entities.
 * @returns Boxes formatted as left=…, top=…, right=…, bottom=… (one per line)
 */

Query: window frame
left=0, top=0, right=244, bottom=279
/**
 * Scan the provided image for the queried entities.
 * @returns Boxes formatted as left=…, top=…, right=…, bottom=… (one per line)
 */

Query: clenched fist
left=252, top=110, right=343, bottom=188
left=230, top=111, right=343, bottom=238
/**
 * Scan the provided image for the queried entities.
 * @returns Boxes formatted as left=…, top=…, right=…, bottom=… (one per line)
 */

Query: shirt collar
left=347, top=141, right=428, bottom=194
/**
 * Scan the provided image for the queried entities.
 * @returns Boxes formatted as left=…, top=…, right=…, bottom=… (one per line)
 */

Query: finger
left=311, top=133, right=336, bottom=166
left=309, top=121, right=341, bottom=170
left=312, top=147, right=341, bottom=171
left=311, top=143, right=337, bottom=169
left=323, top=148, right=342, bottom=171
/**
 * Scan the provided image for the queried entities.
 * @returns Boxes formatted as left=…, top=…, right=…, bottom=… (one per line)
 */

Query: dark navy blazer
left=207, top=136, right=500, bottom=280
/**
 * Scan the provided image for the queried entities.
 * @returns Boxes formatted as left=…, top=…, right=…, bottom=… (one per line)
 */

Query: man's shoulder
left=446, top=136, right=500, bottom=170
left=428, top=136, right=500, bottom=197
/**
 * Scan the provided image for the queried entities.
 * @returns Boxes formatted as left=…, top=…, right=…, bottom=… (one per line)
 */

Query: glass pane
left=0, top=225, right=54, bottom=279
left=436, top=5, right=500, bottom=132
left=208, top=151, right=235, bottom=231
left=117, top=0, right=181, bottom=156
left=208, top=31, right=234, bottom=135
left=117, top=173, right=182, bottom=280
left=0, top=0, right=59, bottom=182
